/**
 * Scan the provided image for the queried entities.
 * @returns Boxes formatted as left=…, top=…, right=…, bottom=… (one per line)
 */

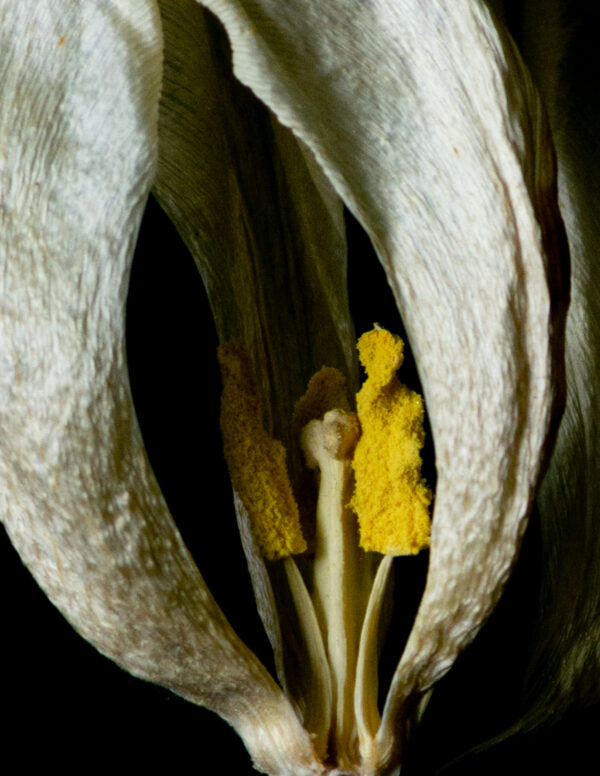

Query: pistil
left=301, top=409, right=367, bottom=767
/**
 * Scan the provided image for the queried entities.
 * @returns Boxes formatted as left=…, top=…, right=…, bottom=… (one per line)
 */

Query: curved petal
left=154, top=0, right=357, bottom=458
left=503, top=0, right=600, bottom=731
left=0, top=5, right=321, bottom=775
left=196, top=0, right=567, bottom=769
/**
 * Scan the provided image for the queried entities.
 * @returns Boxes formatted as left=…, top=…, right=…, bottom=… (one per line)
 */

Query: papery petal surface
left=154, top=0, right=356, bottom=453
left=495, top=0, right=600, bottom=736
left=0, top=5, right=322, bottom=775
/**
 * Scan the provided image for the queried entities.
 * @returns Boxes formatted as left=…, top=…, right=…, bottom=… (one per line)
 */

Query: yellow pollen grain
left=217, top=343, right=307, bottom=560
left=351, top=328, right=431, bottom=555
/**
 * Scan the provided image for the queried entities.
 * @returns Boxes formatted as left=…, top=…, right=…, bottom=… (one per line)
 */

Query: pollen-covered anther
left=217, top=343, right=307, bottom=560
left=351, top=328, right=431, bottom=556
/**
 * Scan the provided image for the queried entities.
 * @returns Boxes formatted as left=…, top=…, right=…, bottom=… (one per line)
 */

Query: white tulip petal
left=0, top=5, right=323, bottom=774
left=154, top=0, right=356, bottom=454
left=197, top=1, right=566, bottom=769
left=505, top=0, right=600, bottom=731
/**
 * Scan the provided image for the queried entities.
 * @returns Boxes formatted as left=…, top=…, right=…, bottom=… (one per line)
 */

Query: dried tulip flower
left=0, top=1, right=598, bottom=774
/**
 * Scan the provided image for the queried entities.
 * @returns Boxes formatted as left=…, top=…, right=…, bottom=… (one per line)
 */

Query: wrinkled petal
left=197, top=1, right=567, bottom=769
left=154, top=0, right=357, bottom=456
left=0, top=5, right=322, bottom=774
left=499, top=0, right=600, bottom=733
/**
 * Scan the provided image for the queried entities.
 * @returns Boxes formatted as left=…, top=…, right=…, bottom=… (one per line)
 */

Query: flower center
left=217, top=327, right=431, bottom=768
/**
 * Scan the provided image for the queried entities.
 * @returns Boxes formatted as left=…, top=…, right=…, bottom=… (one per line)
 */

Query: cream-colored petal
left=154, top=0, right=356, bottom=459
left=196, top=1, right=566, bottom=770
left=502, top=1, right=600, bottom=732
left=0, top=6, right=322, bottom=775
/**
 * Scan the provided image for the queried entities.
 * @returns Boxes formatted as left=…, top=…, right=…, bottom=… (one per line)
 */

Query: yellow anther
left=292, top=365, right=349, bottom=437
left=217, top=343, right=307, bottom=560
left=351, top=328, right=431, bottom=555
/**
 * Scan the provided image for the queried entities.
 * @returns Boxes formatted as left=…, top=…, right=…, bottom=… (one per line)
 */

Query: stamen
left=292, top=365, right=349, bottom=435
left=217, top=343, right=307, bottom=559
left=282, top=556, right=332, bottom=759
left=354, top=554, right=394, bottom=763
left=351, top=328, right=431, bottom=555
